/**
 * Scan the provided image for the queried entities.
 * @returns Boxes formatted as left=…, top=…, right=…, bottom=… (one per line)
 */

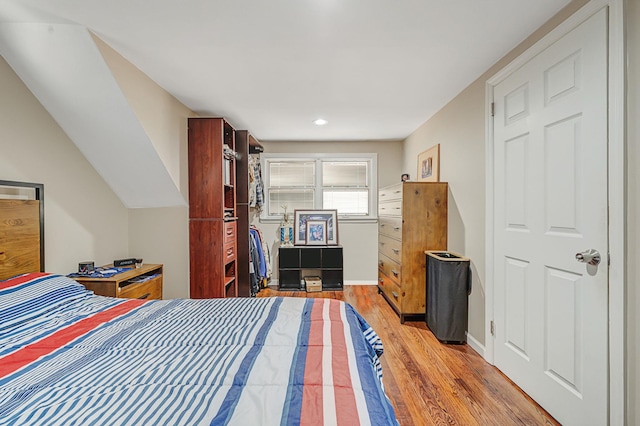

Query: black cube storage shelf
left=278, top=246, right=343, bottom=291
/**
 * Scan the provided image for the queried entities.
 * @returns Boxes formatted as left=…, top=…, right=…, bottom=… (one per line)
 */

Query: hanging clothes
left=251, top=226, right=271, bottom=281
left=249, top=155, right=257, bottom=208
left=249, top=233, right=261, bottom=296
left=249, top=227, right=267, bottom=284
left=249, top=155, right=264, bottom=210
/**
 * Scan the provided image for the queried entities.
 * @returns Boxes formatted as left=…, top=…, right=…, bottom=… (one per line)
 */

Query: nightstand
left=73, top=263, right=163, bottom=300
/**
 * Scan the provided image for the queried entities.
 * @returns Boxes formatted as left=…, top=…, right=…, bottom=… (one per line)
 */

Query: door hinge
left=490, top=102, right=495, bottom=117
left=490, top=320, right=495, bottom=336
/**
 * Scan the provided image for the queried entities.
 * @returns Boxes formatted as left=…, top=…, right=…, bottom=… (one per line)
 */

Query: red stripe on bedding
left=0, top=299, right=145, bottom=379
left=0, top=273, right=50, bottom=290
left=300, top=299, right=326, bottom=425
left=330, top=299, right=360, bottom=426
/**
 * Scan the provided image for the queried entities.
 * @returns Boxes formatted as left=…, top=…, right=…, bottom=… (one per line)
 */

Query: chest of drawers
left=377, top=182, right=448, bottom=322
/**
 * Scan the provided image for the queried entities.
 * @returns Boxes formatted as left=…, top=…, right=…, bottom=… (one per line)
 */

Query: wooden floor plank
left=258, top=285, right=559, bottom=426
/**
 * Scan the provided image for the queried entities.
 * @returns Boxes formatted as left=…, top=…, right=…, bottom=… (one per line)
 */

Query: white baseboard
left=270, top=280, right=378, bottom=287
left=466, top=333, right=486, bottom=358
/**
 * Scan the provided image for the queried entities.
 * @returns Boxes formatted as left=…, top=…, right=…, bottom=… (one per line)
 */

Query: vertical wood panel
left=188, top=118, right=224, bottom=219
left=0, top=200, right=40, bottom=280
left=189, top=220, right=224, bottom=298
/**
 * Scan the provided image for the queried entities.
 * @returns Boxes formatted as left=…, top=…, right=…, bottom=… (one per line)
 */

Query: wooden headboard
left=0, top=180, right=44, bottom=280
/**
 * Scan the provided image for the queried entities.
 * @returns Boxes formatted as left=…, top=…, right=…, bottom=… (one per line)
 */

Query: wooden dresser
left=73, top=264, right=163, bottom=300
left=377, top=182, right=448, bottom=322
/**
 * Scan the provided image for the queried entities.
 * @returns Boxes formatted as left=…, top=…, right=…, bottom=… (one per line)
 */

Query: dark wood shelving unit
left=278, top=246, right=343, bottom=291
left=188, top=117, right=238, bottom=298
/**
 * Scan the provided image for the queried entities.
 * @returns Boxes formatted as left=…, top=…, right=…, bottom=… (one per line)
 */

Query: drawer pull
left=380, top=242, right=385, bottom=246
left=391, top=291, right=399, bottom=300
left=378, top=278, right=384, bottom=284
left=392, top=248, right=399, bottom=254
left=138, top=293, right=151, bottom=300
left=379, top=261, right=384, bottom=267
left=394, top=190, right=401, bottom=194
left=380, top=223, right=385, bottom=227
left=226, top=228, right=234, bottom=235
left=227, top=248, right=234, bottom=255
left=391, top=269, right=399, bottom=277
left=393, top=227, right=400, bottom=231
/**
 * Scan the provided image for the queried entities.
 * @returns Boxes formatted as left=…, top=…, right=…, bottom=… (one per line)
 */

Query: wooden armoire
left=188, top=117, right=238, bottom=298
left=377, top=182, right=448, bottom=322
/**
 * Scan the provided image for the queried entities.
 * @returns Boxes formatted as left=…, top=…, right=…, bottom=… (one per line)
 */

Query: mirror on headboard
left=0, top=180, right=44, bottom=280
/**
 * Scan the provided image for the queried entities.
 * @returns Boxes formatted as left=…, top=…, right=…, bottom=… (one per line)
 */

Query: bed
left=0, top=273, right=398, bottom=425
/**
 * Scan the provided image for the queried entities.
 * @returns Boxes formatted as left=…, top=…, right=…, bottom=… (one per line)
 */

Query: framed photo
left=305, top=220, right=328, bottom=245
left=417, top=144, right=440, bottom=182
left=294, top=209, right=339, bottom=245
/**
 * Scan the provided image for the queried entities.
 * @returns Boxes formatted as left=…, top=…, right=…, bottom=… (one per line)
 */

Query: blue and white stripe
left=0, top=274, right=398, bottom=425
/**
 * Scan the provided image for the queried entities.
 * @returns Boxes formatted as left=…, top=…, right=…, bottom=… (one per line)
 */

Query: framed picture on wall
left=294, top=209, right=338, bottom=245
left=417, top=144, right=440, bottom=182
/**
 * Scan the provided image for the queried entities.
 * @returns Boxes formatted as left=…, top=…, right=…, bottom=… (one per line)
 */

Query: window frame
left=260, top=152, right=378, bottom=223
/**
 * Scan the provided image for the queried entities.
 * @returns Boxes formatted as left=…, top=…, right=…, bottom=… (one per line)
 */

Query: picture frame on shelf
left=417, top=143, right=440, bottom=182
left=305, top=220, right=328, bottom=245
left=294, top=209, right=338, bottom=245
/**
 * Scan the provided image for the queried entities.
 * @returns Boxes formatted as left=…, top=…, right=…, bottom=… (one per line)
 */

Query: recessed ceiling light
left=313, top=118, right=328, bottom=126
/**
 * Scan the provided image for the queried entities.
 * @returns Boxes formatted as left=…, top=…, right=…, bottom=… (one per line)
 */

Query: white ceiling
left=0, top=0, right=572, bottom=142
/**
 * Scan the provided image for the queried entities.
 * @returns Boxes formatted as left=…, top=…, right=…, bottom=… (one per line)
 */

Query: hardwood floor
left=258, top=285, right=559, bottom=426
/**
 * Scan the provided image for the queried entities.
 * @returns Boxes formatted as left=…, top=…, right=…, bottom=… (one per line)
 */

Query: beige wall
left=96, top=36, right=193, bottom=299
left=0, top=55, right=129, bottom=273
left=627, top=0, right=639, bottom=423
left=403, top=86, right=488, bottom=343
left=402, top=0, right=589, bottom=347
left=94, top=36, right=191, bottom=196
left=257, top=140, right=403, bottom=284
left=128, top=206, right=189, bottom=299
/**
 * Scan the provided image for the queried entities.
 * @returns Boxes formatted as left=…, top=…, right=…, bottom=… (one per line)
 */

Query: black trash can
left=425, top=251, right=471, bottom=344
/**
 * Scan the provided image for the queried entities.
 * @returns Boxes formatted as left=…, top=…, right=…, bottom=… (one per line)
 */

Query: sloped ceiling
left=0, top=0, right=574, bottom=207
left=0, top=20, right=185, bottom=208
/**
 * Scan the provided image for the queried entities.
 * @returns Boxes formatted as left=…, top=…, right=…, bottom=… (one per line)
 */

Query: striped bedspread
left=0, top=273, right=398, bottom=425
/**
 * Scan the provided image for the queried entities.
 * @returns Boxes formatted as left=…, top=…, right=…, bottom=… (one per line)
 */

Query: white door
left=492, top=8, right=608, bottom=426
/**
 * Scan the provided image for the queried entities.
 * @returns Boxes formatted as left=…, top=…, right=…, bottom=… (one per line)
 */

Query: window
left=262, top=153, right=377, bottom=221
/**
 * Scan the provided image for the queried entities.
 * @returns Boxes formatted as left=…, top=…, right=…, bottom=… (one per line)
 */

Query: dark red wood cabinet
left=188, top=117, right=238, bottom=298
